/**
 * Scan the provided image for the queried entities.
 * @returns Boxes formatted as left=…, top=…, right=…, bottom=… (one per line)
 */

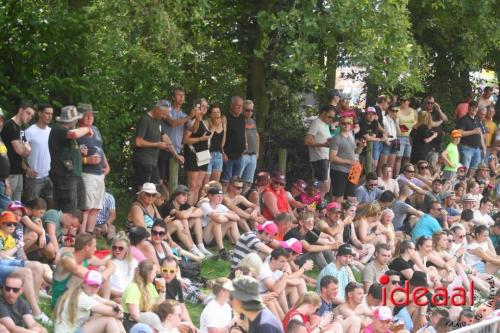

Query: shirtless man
left=51, top=233, right=114, bottom=307
left=224, top=176, right=261, bottom=232
left=333, top=282, right=366, bottom=328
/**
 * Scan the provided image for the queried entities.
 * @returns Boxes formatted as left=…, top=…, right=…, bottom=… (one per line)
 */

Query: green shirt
left=122, top=282, right=158, bottom=313
left=444, top=142, right=459, bottom=172
left=43, top=209, right=63, bottom=240
left=48, top=123, right=82, bottom=177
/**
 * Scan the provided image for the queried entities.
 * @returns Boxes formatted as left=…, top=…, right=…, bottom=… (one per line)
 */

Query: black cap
left=410, top=271, right=428, bottom=287
left=337, top=244, right=354, bottom=257
left=207, top=187, right=223, bottom=195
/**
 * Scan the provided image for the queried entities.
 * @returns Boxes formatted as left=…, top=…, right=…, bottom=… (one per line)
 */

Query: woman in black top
left=204, top=104, right=226, bottom=185
left=183, top=105, right=211, bottom=205
left=388, top=240, right=418, bottom=285
left=409, top=111, right=438, bottom=164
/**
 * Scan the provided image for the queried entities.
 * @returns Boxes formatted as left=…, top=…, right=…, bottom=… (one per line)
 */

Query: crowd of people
left=0, top=86, right=498, bottom=333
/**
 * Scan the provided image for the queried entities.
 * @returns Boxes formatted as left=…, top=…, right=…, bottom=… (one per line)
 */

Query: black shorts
left=311, top=159, right=330, bottom=181
left=330, top=169, right=356, bottom=198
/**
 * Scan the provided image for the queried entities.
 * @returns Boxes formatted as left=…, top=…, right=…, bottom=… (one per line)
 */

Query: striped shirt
left=231, top=231, right=262, bottom=268
left=96, top=192, right=116, bottom=226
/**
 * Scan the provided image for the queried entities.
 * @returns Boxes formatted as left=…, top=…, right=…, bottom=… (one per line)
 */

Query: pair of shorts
left=330, top=169, right=356, bottom=198
left=460, top=144, right=482, bottom=169
left=397, top=136, right=412, bottom=158
left=372, top=141, right=383, bottom=160
left=311, top=159, right=330, bottom=181
left=381, top=141, right=397, bottom=156
left=0, top=259, right=26, bottom=283
left=240, top=154, right=257, bottom=183
left=472, top=261, right=486, bottom=273
left=206, top=151, right=223, bottom=174
left=81, top=173, right=105, bottom=210
left=221, top=157, right=242, bottom=182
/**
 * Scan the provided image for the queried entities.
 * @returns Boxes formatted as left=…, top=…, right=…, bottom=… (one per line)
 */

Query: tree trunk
left=324, top=44, right=337, bottom=101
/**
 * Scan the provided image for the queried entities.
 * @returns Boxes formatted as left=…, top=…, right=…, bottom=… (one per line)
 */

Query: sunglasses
left=112, top=246, right=124, bottom=251
left=245, top=109, right=253, bottom=112
left=406, top=170, right=415, bottom=173
left=368, top=183, right=378, bottom=187
left=273, top=182, right=284, bottom=186
left=391, top=280, right=401, bottom=285
left=233, top=185, right=244, bottom=190
left=162, top=268, right=176, bottom=274
left=4, top=223, right=16, bottom=227
left=152, top=230, right=166, bottom=236
left=457, top=234, right=465, bottom=239
left=3, top=286, right=20, bottom=293
left=144, top=192, right=156, bottom=197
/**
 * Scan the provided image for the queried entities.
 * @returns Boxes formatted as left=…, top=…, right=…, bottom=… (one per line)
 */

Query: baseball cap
left=326, top=201, right=341, bottom=212
left=256, top=221, right=278, bottom=236
left=337, top=244, right=354, bottom=257
left=7, top=201, right=27, bottom=214
left=366, top=107, right=376, bottom=114
left=373, top=306, right=393, bottom=321
left=280, top=238, right=303, bottom=254
left=450, top=130, right=462, bottom=138
left=293, top=179, right=307, bottom=192
left=207, top=187, right=224, bottom=195
left=463, top=194, right=476, bottom=202
left=271, top=171, right=286, bottom=185
left=0, top=211, right=17, bottom=224
left=172, top=185, right=189, bottom=197
left=155, top=100, right=171, bottom=109
left=83, top=270, right=103, bottom=287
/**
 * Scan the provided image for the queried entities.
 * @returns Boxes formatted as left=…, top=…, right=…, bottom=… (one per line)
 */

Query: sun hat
left=0, top=211, right=17, bottom=224
left=280, top=238, right=303, bottom=254
left=137, top=182, right=159, bottom=195
left=373, top=306, right=393, bottom=321
left=138, top=312, right=165, bottom=332
left=56, top=105, right=83, bottom=123
left=256, top=221, right=278, bottom=236
left=224, top=276, right=263, bottom=305
left=83, top=270, right=103, bottom=287
left=7, top=201, right=27, bottom=214
left=462, top=193, right=476, bottom=202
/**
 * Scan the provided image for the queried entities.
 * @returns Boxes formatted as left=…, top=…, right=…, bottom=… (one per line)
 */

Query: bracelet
left=83, top=157, right=88, bottom=164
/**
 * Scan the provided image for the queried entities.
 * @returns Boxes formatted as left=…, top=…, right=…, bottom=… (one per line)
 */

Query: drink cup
left=154, top=277, right=166, bottom=292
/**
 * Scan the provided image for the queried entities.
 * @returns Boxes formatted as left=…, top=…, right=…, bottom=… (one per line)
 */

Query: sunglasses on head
left=112, top=245, right=124, bottom=251
left=3, top=286, right=20, bottom=293
left=152, top=230, right=166, bottom=236
left=162, top=268, right=176, bottom=274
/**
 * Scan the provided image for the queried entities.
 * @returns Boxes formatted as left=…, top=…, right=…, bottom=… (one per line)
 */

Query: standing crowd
left=0, top=86, right=498, bottom=333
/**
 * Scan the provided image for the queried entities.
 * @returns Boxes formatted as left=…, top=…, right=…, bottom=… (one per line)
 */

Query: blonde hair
left=432, top=231, right=447, bottom=250
left=201, top=181, right=223, bottom=198
left=210, top=277, right=230, bottom=296
left=134, top=260, right=156, bottom=311
left=294, top=291, right=321, bottom=309
left=112, top=231, right=133, bottom=273
left=363, top=201, right=382, bottom=218
left=415, top=111, right=431, bottom=128
left=238, top=253, right=263, bottom=276
left=55, top=280, right=84, bottom=326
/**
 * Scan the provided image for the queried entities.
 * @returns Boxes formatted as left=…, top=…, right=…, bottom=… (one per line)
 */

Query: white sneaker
left=197, top=244, right=214, bottom=257
left=34, top=312, right=53, bottom=326
left=39, top=288, right=52, bottom=300
left=190, top=247, right=205, bottom=259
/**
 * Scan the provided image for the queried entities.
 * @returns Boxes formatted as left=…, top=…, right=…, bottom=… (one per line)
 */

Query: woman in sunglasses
left=109, top=231, right=138, bottom=302
left=127, top=182, right=162, bottom=230
left=122, top=260, right=166, bottom=331
left=55, top=270, right=125, bottom=333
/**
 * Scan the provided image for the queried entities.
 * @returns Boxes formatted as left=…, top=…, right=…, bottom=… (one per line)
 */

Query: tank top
left=262, top=186, right=290, bottom=220
left=127, top=202, right=158, bottom=229
left=51, top=252, right=89, bottom=307
left=397, top=108, right=416, bottom=137
left=185, top=120, right=209, bottom=153
left=283, top=308, right=311, bottom=333
left=210, top=129, right=224, bottom=152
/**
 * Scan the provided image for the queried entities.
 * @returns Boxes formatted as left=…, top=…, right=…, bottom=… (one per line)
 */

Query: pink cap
left=7, top=201, right=27, bottom=214
left=366, top=107, right=376, bottom=114
left=373, top=306, right=393, bottom=321
left=83, top=270, right=103, bottom=287
left=326, top=202, right=341, bottom=211
left=256, top=221, right=278, bottom=236
left=280, top=238, right=303, bottom=254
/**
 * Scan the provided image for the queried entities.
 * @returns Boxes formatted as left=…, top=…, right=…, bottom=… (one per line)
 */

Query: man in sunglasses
left=423, top=95, right=448, bottom=166
left=305, top=105, right=335, bottom=199
left=411, top=201, right=443, bottom=241
left=355, top=172, right=384, bottom=211
left=0, top=271, right=46, bottom=332
left=224, top=176, right=261, bottom=232
left=262, top=171, right=294, bottom=221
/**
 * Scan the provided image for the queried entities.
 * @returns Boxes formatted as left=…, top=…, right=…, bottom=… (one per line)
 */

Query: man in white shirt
left=201, top=187, right=240, bottom=260
left=24, top=103, right=53, bottom=203
left=304, top=105, right=334, bottom=198
left=473, top=197, right=495, bottom=227
left=378, top=105, right=400, bottom=176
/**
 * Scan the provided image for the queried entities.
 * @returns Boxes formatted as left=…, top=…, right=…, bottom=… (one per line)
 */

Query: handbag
left=195, top=150, right=211, bottom=166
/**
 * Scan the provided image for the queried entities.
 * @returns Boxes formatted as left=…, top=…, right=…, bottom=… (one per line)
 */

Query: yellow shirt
left=484, top=120, right=497, bottom=147
left=0, top=230, right=16, bottom=251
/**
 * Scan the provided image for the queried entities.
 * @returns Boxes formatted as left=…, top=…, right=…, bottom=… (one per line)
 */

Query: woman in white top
left=55, top=270, right=125, bottom=333
left=378, top=164, right=399, bottom=196
left=200, top=278, right=233, bottom=333
left=109, top=231, right=138, bottom=301
left=465, top=225, right=500, bottom=274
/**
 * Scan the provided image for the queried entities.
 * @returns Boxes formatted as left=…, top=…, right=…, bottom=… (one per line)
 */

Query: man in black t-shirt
left=222, top=96, right=245, bottom=187
left=0, top=271, right=47, bottom=332
left=0, top=102, right=36, bottom=201
left=284, top=211, right=337, bottom=269
left=423, top=95, right=448, bottom=163
left=457, top=101, right=485, bottom=178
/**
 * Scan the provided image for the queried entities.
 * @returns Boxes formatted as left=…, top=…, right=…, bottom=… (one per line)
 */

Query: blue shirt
left=355, top=185, right=383, bottom=204
left=394, top=306, right=413, bottom=332
left=411, top=214, right=442, bottom=240
left=316, top=263, right=352, bottom=300
left=96, top=192, right=116, bottom=226
left=164, top=107, right=187, bottom=153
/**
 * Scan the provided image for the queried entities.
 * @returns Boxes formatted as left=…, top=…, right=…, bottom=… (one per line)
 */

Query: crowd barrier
left=449, top=315, right=500, bottom=333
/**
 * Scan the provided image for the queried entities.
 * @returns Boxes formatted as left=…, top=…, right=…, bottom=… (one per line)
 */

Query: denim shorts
left=206, top=151, right=223, bottom=174
left=221, top=157, right=242, bottom=182
left=381, top=141, right=397, bottom=156
left=240, top=154, right=257, bottom=183
left=372, top=141, right=383, bottom=160
left=460, top=144, right=481, bottom=169
left=0, top=259, right=26, bottom=283
left=397, top=136, right=412, bottom=158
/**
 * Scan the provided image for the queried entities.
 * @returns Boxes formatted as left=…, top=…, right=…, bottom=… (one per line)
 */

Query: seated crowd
left=0, top=89, right=498, bottom=333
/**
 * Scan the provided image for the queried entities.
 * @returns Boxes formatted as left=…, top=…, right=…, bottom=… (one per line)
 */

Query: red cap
left=256, top=221, right=278, bottom=236
left=280, top=238, right=303, bottom=254
left=7, top=201, right=27, bottom=214
left=326, top=202, right=341, bottom=211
